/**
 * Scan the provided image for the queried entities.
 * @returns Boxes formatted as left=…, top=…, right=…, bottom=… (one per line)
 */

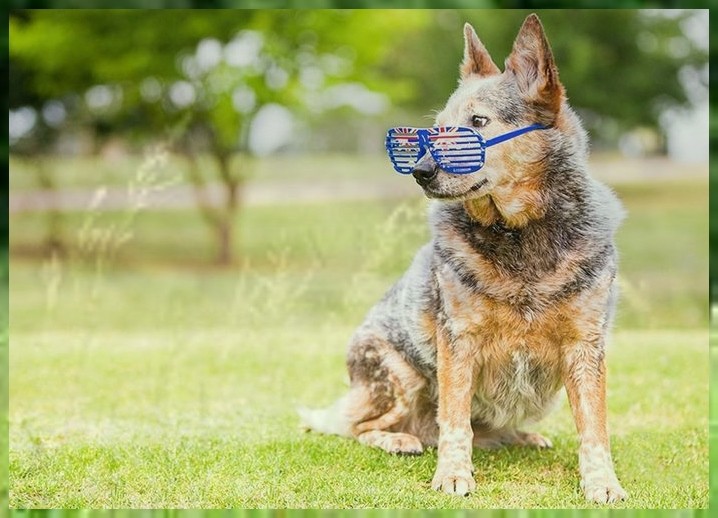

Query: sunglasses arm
left=484, top=123, right=546, bottom=148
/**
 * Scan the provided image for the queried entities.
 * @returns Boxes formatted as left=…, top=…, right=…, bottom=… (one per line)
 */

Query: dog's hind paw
left=357, top=430, right=424, bottom=455
left=516, top=431, right=553, bottom=448
left=476, top=429, right=553, bottom=449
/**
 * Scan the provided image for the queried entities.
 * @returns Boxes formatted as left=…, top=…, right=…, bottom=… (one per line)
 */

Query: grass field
left=8, top=170, right=708, bottom=508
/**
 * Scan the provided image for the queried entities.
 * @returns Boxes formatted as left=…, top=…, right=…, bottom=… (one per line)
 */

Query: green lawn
left=8, top=324, right=708, bottom=508
left=8, top=177, right=708, bottom=508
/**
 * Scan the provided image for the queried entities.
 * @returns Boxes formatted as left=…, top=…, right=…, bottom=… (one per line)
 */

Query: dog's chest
left=438, top=268, right=573, bottom=428
left=469, top=310, right=567, bottom=428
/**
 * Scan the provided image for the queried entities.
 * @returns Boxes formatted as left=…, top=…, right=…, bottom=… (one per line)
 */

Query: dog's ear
left=505, top=14, right=564, bottom=121
left=460, top=23, right=500, bottom=80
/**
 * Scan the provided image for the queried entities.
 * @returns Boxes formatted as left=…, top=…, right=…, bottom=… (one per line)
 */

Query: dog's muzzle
left=412, top=162, right=439, bottom=187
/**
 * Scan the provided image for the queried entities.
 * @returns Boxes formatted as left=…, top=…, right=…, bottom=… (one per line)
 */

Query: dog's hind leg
left=300, top=336, right=428, bottom=455
left=349, top=340, right=429, bottom=454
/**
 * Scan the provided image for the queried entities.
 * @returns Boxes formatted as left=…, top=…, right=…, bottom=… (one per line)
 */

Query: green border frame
left=4, top=1, right=714, bottom=514
left=708, top=3, right=717, bottom=516
left=3, top=508, right=715, bottom=516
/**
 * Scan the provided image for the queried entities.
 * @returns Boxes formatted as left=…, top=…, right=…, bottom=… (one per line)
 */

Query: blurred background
left=6, top=7, right=710, bottom=508
left=7, top=7, right=709, bottom=346
left=8, top=9, right=709, bottom=263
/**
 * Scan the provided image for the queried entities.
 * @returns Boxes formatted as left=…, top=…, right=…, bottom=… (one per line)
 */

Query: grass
left=8, top=170, right=708, bottom=507
left=8, top=324, right=708, bottom=508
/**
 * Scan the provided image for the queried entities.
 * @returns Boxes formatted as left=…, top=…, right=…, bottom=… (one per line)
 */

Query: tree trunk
left=184, top=150, right=242, bottom=267
left=213, top=152, right=240, bottom=266
left=35, top=158, right=66, bottom=257
left=216, top=217, right=233, bottom=266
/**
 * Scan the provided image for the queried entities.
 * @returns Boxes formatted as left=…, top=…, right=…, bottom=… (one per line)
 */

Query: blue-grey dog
left=301, top=14, right=627, bottom=503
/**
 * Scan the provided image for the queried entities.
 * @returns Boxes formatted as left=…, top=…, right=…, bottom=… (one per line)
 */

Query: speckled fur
left=299, top=14, right=627, bottom=503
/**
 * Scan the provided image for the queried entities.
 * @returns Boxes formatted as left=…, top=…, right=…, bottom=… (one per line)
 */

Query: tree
left=10, top=10, right=426, bottom=264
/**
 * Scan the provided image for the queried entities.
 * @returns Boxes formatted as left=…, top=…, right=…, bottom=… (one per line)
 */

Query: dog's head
left=417, top=14, right=586, bottom=226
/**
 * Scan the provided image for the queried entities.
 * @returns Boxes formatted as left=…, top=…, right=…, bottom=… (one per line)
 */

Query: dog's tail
left=297, top=394, right=354, bottom=437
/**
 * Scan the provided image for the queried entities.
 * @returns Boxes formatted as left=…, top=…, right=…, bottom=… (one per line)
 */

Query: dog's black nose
left=412, top=164, right=438, bottom=187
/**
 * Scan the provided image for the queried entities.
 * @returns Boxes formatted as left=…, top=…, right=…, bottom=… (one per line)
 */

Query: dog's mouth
left=423, top=178, right=489, bottom=200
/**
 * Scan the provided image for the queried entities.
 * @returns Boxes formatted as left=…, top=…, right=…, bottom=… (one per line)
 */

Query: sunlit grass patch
left=9, top=325, right=707, bottom=508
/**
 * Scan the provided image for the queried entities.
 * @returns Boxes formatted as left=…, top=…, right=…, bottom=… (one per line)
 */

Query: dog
left=299, top=14, right=627, bottom=503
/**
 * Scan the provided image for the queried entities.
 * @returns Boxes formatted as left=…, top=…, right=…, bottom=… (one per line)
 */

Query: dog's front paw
left=581, top=476, right=628, bottom=503
left=431, top=467, right=476, bottom=496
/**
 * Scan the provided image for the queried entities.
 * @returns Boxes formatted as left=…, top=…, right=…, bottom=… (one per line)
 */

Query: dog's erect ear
left=460, top=23, right=500, bottom=80
left=505, top=14, right=564, bottom=120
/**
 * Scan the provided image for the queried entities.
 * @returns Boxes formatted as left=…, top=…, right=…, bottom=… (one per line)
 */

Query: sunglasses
left=385, top=123, right=546, bottom=175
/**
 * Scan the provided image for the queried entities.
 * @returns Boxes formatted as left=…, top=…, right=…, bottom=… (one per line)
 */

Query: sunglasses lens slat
left=426, top=127, right=485, bottom=173
left=425, top=127, right=486, bottom=174
left=386, top=128, right=423, bottom=174
left=439, top=158, right=484, bottom=164
left=435, top=150, right=483, bottom=156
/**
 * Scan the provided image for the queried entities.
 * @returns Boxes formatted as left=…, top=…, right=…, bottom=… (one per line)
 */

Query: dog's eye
left=471, top=115, right=490, bottom=128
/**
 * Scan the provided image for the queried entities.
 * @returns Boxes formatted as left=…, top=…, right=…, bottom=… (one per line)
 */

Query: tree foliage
left=9, top=9, right=427, bottom=264
left=10, top=10, right=424, bottom=145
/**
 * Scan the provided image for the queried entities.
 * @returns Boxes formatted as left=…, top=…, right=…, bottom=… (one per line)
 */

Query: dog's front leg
left=563, top=341, right=627, bottom=503
left=431, top=331, right=477, bottom=496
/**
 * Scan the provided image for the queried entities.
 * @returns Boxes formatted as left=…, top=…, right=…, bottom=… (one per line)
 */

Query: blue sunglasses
left=385, top=123, right=546, bottom=175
